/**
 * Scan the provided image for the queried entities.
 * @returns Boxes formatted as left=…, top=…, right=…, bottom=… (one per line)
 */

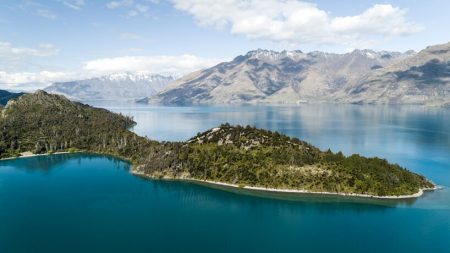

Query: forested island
left=0, top=91, right=435, bottom=198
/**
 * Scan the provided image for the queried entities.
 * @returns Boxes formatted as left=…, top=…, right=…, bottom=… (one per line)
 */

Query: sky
left=0, top=0, right=449, bottom=91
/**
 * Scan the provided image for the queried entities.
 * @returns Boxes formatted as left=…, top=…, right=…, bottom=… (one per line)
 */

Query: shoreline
left=131, top=170, right=437, bottom=200
left=1, top=152, right=438, bottom=200
left=0, top=151, right=78, bottom=161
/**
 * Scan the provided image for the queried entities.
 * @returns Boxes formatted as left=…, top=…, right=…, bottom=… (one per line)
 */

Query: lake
left=1, top=104, right=449, bottom=253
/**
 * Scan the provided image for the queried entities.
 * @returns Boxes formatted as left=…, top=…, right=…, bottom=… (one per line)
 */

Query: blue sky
left=0, top=0, right=449, bottom=90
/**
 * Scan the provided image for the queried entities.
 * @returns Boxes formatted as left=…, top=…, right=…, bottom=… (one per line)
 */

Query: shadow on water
left=0, top=153, right=74, bottom=172
left=134, top=176, right=419, bottom=211
left=0, top=153, right=130, bottom=173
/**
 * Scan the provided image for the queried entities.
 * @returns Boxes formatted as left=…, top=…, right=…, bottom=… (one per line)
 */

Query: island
left=0, top=91, right=436, bottom=199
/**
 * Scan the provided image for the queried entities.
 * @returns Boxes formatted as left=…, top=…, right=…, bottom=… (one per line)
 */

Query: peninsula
left=0, top=91, right=435, bottom=198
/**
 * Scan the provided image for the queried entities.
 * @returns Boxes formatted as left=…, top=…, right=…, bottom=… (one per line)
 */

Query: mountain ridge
left=147, top=47, right=418, bottom=105
left=340, top=42, right=450, bottom=105
left=145, top=42, right=449, bottom=106
left=45, top=72, right=176, bottom=101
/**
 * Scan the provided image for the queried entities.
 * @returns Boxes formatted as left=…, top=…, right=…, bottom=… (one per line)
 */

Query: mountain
left=147, top=48, right=414, bottom=105
left=0, top=90, right=25, bottom=106
left=45, top=72, right=176, bottom=101
left=340, top=42, right=450, bottom=105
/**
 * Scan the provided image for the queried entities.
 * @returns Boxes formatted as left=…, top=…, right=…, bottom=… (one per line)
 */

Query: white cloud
left=172, top=0, right=422, bottom=47
left=330, top=5, right=421, bottom=36
left=83, top=55, right=221, bottom=76
left=0, top=42, right=61, bottom=88
left=106, top=0, right=134, bottom=9
left=0, top=42, right=59, bottom=57
left=0, top=54, right=221, bottom=90
left=18, top=1, right=58, bottom=20
left=126, top=10, right=139, bottom=17
left=36, top=9, right=57, bottom=19
left=126, top=4, right=150, bottom=17
left=124, top=48, right=145, bottom=53
left=135, top=4, right=150, bottom=13
left=106, top=0, right=151, bottom=17
left=0, top=71, right=75, bottom=90
left=121, top=32, right=143, bottom=40
left=61, top=0, right=85, bottom=10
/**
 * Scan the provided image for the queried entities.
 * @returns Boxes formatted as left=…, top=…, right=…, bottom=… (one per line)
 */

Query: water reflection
left=95, top=103, right=450, bottom=151
left=0, top=153, right=129, bottom=172
left=135, top=175, right=420, bottom=209
left=0, top=154, right=73, bottom=172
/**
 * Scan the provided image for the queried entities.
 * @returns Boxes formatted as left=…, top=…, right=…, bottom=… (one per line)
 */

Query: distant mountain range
left=45, top=73, right=176, bottom=101
left=42, top=42, right=449, bottom=106
left=340, top=42, right=450, bottom=106
left=0, top=90, right=25, bottom=106
left=144, top=42, right=449, bottom=106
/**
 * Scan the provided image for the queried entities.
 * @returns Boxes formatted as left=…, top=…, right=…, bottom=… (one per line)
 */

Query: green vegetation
left=139, top=124, right=434, bottom=196
left=0, top=91, right=434, bottom=197
left=0, top=90, right=156, bottom=163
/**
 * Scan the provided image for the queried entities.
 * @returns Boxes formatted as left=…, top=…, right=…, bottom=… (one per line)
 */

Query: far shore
left=131, top=170, right=437, bottom=200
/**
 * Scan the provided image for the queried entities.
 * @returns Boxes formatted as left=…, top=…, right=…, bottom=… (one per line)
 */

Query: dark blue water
left=1, top=104, right=449, bottom=252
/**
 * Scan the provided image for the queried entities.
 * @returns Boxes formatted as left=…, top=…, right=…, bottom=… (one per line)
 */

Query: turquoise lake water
left=1, top=104, right=449, bottom=252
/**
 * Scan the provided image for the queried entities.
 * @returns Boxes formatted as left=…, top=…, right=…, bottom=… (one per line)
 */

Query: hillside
left=341, top=42, right=450, bottom=105
left=0, top=90, right=155, bottom=161
left=45, top=72, right=176, bottom=101
left=0, top=90, right=25, bottom=106
left=137, top=124, right=434, bottom=197
left=146, top=42, right=449, bottom=106
left=147, top=49, right=413, bottom=105
left=0, top=91, right=435, bottom=197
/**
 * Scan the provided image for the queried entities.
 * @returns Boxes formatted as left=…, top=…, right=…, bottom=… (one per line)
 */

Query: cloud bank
left=172, top=0, right=422, bottom=47
left=0, top=71, right=75, bottom=91
left=0, top=42, right=59, bottom=57
left=83, top=55, right=221, bottom=76
left=0, top=54, right=221, bottom=90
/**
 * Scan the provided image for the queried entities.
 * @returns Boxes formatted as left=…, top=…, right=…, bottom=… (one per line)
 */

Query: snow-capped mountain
left=148, top=48, right=415, bottom=105
left=45, top=72, right=177, bottom=101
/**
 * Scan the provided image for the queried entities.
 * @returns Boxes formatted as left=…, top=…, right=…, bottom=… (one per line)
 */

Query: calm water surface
left=1, top=104, right=449, bottom=253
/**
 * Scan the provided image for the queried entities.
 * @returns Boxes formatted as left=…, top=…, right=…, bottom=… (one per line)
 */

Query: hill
left=137, top=124, right=435, bottom=197
left=0, top=90, right=155, bottom=162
